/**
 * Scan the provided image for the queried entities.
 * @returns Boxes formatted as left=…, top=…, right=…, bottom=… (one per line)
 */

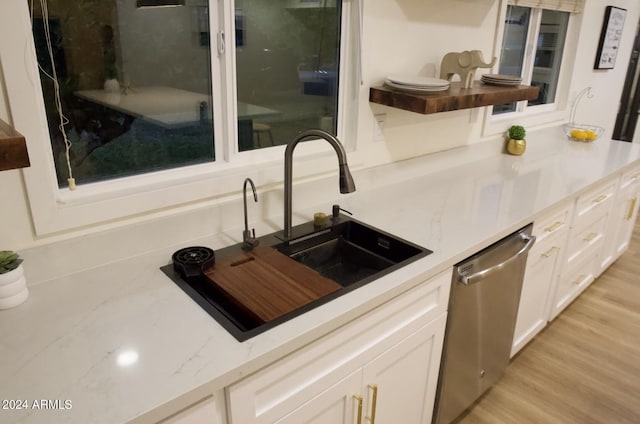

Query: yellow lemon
left=584, top=130, right=597, bottom=141
left=570, top=129, right=587, bottom=141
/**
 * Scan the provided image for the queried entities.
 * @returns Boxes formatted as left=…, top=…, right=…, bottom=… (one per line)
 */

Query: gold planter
left=507, top=138, right=526, bottom=156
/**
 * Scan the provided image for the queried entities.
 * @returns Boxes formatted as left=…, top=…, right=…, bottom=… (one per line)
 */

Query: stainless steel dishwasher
left=433, top=223, right=536, bottom=424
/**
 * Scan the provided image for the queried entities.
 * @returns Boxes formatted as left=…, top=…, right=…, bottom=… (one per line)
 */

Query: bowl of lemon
left=562, top=123, right=604, bottom=142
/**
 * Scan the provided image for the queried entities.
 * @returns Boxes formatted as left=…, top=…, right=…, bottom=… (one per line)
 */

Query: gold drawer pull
left=367, top=384, right=378, bottom=424
left=627, top=197, right=637, bottom=221
left=544, top=221, right=563, bottom=233
left=541, top=246, right=559, bottom=258
left=353, top=395, right=363, bottom=424
left=572, top=275, right=586, bottom=285
left=583, top=232, right=598, bottom=242
left=592, top=194, right=607, bottom=203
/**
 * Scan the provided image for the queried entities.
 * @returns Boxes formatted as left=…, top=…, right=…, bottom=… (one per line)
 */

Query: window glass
left=494, top=6, right=531, bottom=115
left=493, top=6, right=569, bottom=115
left=234, top=0, right=341, bottom=151
left=529, top=10, right=569, bottom=106
left=30, top=1, right=214, bottom=187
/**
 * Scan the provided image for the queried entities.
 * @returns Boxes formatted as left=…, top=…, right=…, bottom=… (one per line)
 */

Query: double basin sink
left=163, top=214, right=431, bottom=341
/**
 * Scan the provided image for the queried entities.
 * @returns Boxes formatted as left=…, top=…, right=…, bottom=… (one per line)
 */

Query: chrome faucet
left=283, top=129, right=356, bottom=240
left=242, top=177, right=259, bottom=250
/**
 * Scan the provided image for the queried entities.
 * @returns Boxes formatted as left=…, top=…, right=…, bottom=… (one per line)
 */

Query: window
left=29, top=0, right=343, bottom=188
left=493, top=5, right=570, bottom=115
left=234, top=0, right=342, bottom=152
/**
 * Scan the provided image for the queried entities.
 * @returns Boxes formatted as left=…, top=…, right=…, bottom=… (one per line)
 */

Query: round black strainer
left=172, top=246, right=215, bottom=279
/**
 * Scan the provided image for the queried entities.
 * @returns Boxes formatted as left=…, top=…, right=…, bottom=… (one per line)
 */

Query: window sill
left=482, top=106, right=567, bottom=139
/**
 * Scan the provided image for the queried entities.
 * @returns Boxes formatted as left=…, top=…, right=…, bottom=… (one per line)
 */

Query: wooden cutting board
left=203, top=246, right=340, bottom=324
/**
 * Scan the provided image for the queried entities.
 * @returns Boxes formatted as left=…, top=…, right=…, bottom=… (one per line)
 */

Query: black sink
left=162, top=215, right=431, bottom=341
left=276, top=219, right=426, bottom=287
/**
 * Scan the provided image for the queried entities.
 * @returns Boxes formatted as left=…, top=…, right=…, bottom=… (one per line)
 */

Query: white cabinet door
left=227, top=271, right=452, bottom=424
left=511, top=229, right=566, bottom=357
left=274, top=314, right=447, bottom=424
left=608, top=181, right=640, bottom=261
left=275, top=370, right=362, bottom=424
left=361, top=313, right=446, bottom=424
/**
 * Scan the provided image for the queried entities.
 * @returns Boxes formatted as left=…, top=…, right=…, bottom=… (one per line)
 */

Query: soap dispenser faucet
left=242, top=178, right=259, bottom=250
left=283, top=129, right=356, bottom=240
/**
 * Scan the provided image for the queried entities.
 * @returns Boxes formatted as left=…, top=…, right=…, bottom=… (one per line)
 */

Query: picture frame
left=594, top=6, right=627, bottom=70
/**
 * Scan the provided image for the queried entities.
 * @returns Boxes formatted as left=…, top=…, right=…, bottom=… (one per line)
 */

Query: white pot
left=0, top=264, right=28, bottom=310
left=104, top=78, right=120, bottom=93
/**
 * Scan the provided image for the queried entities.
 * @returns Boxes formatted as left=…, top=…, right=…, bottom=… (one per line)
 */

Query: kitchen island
left=1, top=126, right=639, bottom=424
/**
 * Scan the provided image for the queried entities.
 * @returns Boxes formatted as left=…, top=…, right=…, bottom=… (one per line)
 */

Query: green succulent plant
left=0, top=250, right=23, bottom=274
left=508, top=125, right=526, bottom=140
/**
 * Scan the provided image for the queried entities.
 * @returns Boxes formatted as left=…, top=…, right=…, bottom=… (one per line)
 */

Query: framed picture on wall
left=594, top=6, right=627, bottom=70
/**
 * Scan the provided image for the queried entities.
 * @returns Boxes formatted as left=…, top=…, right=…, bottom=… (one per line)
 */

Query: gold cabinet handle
left=572, top=275, right=586, bottom=285
left=353, top=395, right=363, bottom=424
left=544, top=221, right=563, bottom=233
left=541, top=246, right=559, bottom=258
left=592, top=194, right=607, bottom=203
left=627, top=197, right=638, bottom=221
left=367, top=384, right=378, bottom=424
left=583, top=232, right=598, bottom=242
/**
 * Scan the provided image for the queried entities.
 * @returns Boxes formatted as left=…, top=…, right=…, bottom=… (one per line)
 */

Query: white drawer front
left=574, top=178, right=617, bottom=228
left=532, top=202, right=572, bottom=243
left=227, top=270, right=452, bottom=424
left=551, top=251, right=597, bottom=319
left=565, top=213, right=607, bottom=267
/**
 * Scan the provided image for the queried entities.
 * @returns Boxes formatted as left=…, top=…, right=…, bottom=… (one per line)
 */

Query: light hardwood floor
left=457, top=220, right=640, bottom=424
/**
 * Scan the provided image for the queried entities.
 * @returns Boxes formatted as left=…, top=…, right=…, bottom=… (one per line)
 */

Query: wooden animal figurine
left=440, top=50, right=497, bottom=89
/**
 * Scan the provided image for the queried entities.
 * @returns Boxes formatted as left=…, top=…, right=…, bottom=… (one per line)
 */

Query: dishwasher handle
left=459, top=233, right=536, bottom=285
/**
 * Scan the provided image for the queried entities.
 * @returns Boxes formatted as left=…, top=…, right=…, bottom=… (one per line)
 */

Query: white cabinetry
left=511, top=202, right=571, bottom=357
left=549, top=177, right=616, bottom=318
left=227, top=270, right=451, bottom=424
left=604, top=166, right=640, bottom=263
left=513, top=169, right=640, bottom=355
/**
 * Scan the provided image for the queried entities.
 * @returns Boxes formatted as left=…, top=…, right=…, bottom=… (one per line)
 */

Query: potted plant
left=507, top=125, right=526, bottom=156
left=0, top=250, right=29, bottom=310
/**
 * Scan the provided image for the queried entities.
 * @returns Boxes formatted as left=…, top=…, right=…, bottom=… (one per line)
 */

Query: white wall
left=0, top=0, right=638, bottom=267
left=565, top=2, right=637, bottom=139
left=355, top=0, right=502, bottom=169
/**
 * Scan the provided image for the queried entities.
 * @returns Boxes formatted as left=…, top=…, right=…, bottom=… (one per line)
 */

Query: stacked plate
left=384, top=75, right=450, bottom=94
left=481, top=74, right=522, bottom=86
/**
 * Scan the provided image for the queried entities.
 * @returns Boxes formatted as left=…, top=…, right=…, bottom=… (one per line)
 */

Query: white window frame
left=483, top=0, right=578, bottom=137
left=1, top=0, right=361, bottom=236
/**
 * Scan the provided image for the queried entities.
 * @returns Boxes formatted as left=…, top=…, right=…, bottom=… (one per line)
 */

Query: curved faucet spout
left=283, top=129, right=356, bottom=240
left=242, top=177, right=259, bottom=250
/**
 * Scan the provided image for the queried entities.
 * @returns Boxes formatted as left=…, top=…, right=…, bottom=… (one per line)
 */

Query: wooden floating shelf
left=0, top=119, right=30, bottom=171
left=369, top=82, right=540, bottom=115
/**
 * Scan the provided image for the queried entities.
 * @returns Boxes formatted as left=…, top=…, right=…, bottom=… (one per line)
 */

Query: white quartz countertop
left=1, top=127, right=639, bottom=424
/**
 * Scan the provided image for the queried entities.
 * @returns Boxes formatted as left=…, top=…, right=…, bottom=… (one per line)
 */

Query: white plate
left=386, top=75, right=450, bottom=88
left=384, top=80, right=449, bottom=94
left=482, top=76, right=522, bottom=83
left=482, top=74, right=522, bottom=82
left=481, top=80, right=522, bottom=86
